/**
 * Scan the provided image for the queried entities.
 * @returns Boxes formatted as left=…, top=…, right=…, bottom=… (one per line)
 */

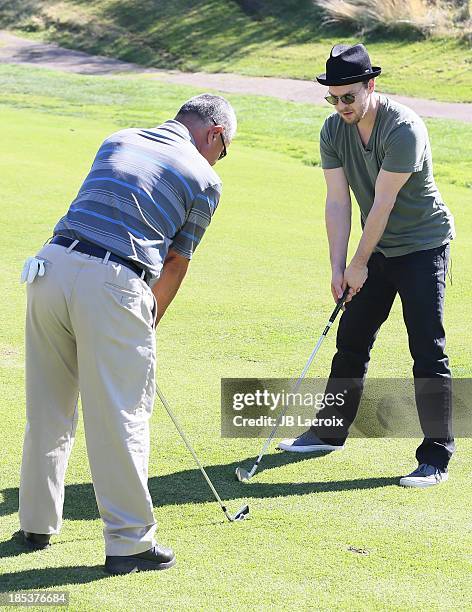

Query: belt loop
left=66, top=239, right=79, bottom=253
left=103, top=251, right=111, bottom=264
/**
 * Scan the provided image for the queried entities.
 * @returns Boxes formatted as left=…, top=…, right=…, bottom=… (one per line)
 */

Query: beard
left=338, top=98, right=369, bottom=125
left=339, top=110, right=360, bottom=124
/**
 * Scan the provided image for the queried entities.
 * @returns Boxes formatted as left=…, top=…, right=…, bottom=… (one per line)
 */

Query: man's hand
left=152, top=249, right=189, bottom=325
left=343, top=260, right=368, bottom=302
left=350, top=169, right=411, bottom=270
left=339, top=169, right=410, bottom=302
left=331, top=268, right=345, bottom=303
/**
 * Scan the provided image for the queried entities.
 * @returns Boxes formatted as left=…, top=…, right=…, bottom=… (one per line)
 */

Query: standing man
left=17, top=94, right=237, bottom=573
left=278, top=44, right=455, bottom=488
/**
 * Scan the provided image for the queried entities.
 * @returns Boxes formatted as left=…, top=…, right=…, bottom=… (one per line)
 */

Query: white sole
left=277, top=439, right=344, bottom=453
left=399, top=474, right=448, bottom=488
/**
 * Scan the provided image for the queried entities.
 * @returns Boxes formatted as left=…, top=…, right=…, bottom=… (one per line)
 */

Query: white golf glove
left=20, top=257, right=46, bottom=284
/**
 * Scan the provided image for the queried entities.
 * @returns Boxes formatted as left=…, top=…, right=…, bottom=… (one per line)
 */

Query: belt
left=51, top=236, right=147, bottom=282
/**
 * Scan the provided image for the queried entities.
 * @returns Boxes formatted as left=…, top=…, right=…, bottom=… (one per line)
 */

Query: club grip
left=328, top=286, right=350, bottom=323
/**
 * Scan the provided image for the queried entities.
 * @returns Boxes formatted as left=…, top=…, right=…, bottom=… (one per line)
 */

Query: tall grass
left=313, top=0, right=471, bottom=37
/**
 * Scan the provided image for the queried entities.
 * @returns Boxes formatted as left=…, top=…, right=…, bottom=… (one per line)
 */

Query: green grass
left=0, top=67, right=471, bottom=610
left=0, top=64, right=470, bottom=190
left=1, top=0, right=471, bottom=102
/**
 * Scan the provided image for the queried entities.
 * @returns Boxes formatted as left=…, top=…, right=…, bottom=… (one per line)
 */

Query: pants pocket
left=105, top=282, right=143, bottom=309
left=104, top=282, right=154, bottom=329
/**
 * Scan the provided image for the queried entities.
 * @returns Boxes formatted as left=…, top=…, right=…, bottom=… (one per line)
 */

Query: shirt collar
left=162, top=119, right=197, bottom=148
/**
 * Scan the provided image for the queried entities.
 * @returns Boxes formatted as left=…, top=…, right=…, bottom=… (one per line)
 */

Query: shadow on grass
left=0, top=566, right=107, bottom=592
left=0, top=0, right=330, bottom=70
left=1, top=451, right=399, bottom=524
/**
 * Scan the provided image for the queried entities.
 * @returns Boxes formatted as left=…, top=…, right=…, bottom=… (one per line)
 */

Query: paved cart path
left=0, top=31, right=470, bottom=122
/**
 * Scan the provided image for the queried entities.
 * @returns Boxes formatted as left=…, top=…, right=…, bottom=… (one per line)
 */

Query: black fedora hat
left=316, top=43, right=381, bottom=86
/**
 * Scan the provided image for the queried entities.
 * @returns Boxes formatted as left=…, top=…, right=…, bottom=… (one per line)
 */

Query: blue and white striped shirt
left=54, top=120, right=222, bottom=283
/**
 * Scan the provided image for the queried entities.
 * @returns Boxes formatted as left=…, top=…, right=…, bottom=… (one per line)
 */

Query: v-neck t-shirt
left=319, top=95, right=455, bottom=257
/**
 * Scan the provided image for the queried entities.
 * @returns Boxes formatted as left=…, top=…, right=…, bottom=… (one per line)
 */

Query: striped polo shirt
left=54, top=120, right=222, bottom=284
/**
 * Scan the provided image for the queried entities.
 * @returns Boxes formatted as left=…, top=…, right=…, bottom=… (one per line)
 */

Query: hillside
left=0, top=0, right=470, bottom=101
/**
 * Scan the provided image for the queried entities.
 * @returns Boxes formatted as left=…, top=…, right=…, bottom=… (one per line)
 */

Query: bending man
left=18, top=94, right=236, bottom=572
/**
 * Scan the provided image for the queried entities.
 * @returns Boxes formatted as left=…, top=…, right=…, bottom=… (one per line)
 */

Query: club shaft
left=250, top=287, right=349, bottom=472
left=155, top=384, right=227, bottom=512
left=253, top=330, right=327, bottom=466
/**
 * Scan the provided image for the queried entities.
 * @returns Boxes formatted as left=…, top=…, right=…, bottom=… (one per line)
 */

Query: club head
left=235, top=466, right=251, bottom=482
left=231, top=504, right=250, bottom=521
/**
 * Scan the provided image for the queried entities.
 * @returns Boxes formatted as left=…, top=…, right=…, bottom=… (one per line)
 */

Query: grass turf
left=1, top=0, right=471, bottom=103
left=0, top=67, right=471, bottom=610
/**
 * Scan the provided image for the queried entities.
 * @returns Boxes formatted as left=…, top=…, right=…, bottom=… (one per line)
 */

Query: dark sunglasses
left=211, top=118, right=227, bottom=160
left=324, top=91, right=360, bottom=106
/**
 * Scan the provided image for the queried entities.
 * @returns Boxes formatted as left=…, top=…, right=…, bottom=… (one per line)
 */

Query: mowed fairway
left=0, top=68, right=471, bottom=610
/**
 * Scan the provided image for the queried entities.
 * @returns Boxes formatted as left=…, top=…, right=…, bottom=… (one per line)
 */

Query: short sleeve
left=382, top=122, right=426, bottom=173
left=171, top=184, right=221, bottom=259
left=320, top=123, right=342, bottom=169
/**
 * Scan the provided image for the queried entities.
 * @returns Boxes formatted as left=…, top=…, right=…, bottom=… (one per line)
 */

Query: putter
left=156, top=384, right=249, bottom=522
left=235, top=286, right=349, bottom=482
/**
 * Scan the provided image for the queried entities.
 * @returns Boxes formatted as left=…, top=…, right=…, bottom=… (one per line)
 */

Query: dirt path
left=1, top=30, right=470, bottom=123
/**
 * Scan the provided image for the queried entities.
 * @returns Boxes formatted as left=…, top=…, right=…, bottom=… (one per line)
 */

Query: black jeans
left=313, top=244, right=454, bottom=470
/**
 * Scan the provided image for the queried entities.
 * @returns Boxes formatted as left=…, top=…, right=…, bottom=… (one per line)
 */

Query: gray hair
left=176, top=93, right=237, bottom=142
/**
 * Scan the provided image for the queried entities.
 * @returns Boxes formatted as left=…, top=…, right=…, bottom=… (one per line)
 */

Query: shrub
left=313, top=0, right=470, bottom=37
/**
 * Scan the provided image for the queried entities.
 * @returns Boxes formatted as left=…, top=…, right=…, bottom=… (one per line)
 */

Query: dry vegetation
left=313, top=0, right=471, bottom=37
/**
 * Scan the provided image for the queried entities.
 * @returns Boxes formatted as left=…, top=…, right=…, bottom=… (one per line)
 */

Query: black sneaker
left=277, top=429, right=345, bottom=453
left=399, top=463, right=449, bottom=488
left=104, top=544, right=176, bottom=575
left=15, top=530, right=51, bottom=550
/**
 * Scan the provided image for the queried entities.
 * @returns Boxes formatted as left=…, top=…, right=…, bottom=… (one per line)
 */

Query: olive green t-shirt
left=319, top=94, right=455, bottom=257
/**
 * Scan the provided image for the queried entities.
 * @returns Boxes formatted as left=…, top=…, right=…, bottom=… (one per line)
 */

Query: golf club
left=156, top=384, right=249, bottom=521
left=235, top=286, right=350, bottom=482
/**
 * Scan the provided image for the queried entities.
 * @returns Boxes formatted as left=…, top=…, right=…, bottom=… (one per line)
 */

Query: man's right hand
left=331, top=268, right=345, bottom=303
left=151, top=248, right=189, bottom=325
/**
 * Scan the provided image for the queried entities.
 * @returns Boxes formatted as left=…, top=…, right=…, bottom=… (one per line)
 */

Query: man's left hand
left=343, top=261, right=368, bottom=302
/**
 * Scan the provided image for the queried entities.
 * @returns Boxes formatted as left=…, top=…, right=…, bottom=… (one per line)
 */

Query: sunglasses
left=324, top=87, right=363, bottom=106
left=211, top=118, right=227, bottom=160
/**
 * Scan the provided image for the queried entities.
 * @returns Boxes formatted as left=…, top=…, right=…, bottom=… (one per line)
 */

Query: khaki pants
left=19, top=242, right=158, bottom=556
